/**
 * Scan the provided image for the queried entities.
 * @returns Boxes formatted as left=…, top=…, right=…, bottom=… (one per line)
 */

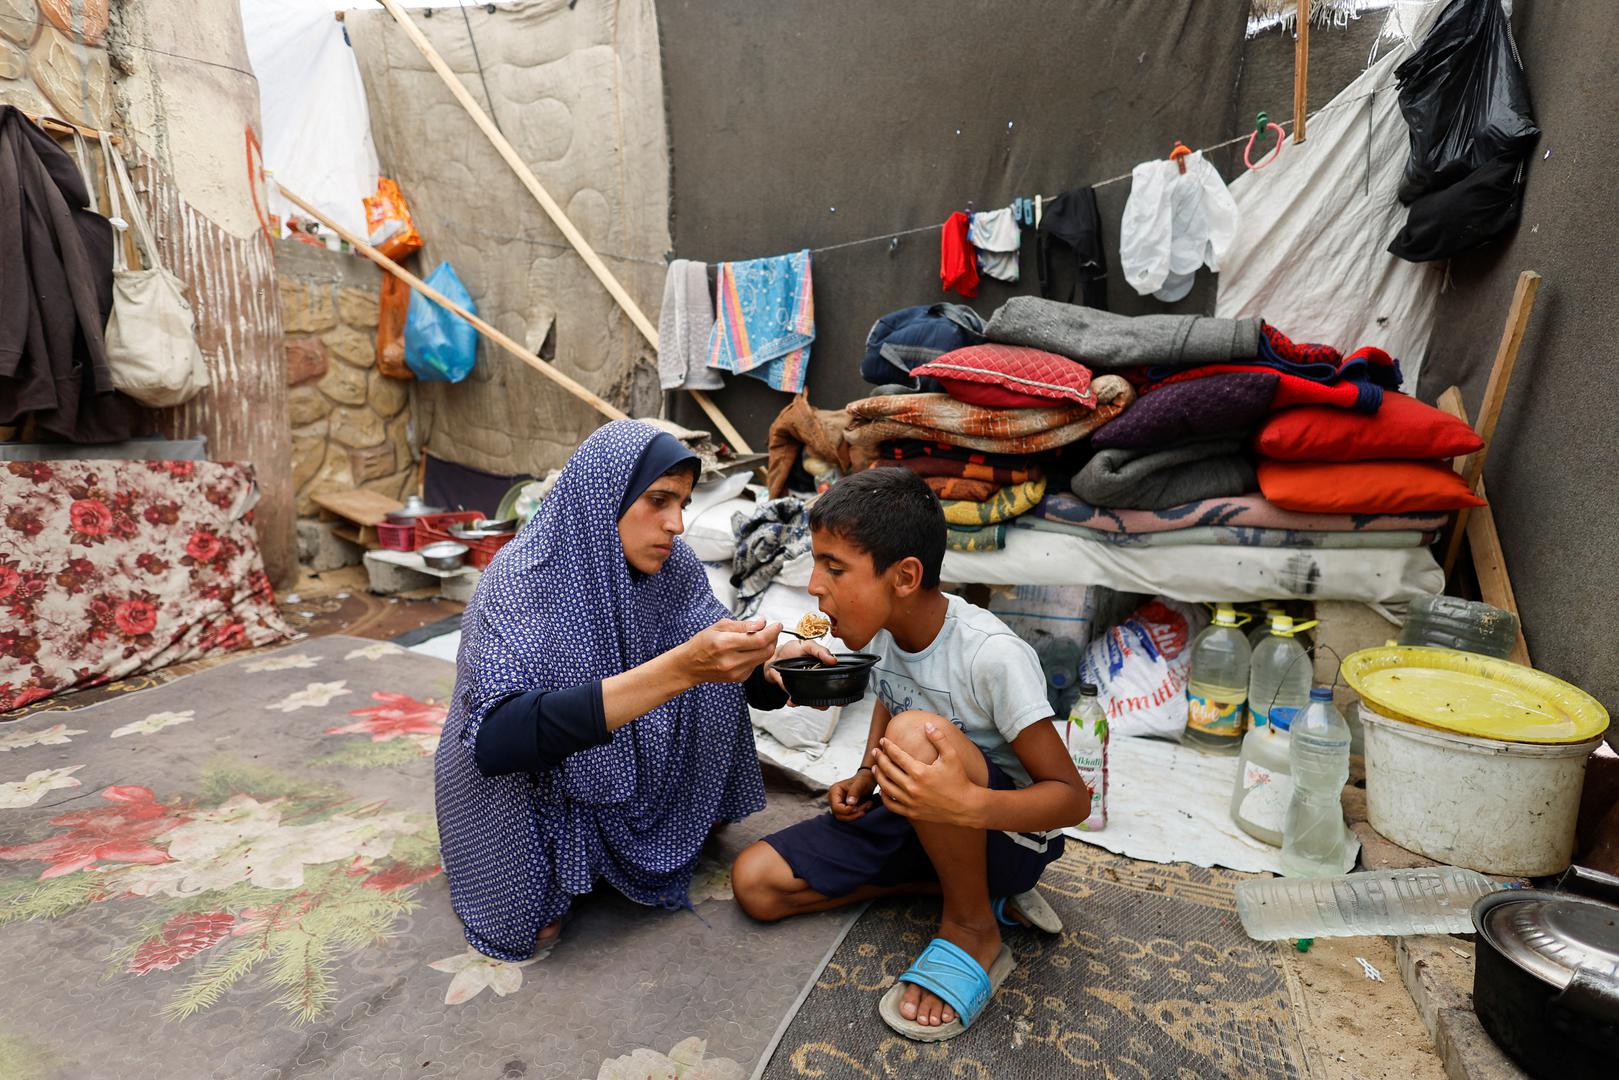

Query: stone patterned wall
left=0, top=1, right=112, bottom=128
left=276, top=240, right=415, bottom=517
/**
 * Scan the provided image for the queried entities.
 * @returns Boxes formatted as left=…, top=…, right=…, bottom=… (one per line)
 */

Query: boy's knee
left=886, top=710, right=948, bottom=759
left=731, top=841, right=795, bottom=922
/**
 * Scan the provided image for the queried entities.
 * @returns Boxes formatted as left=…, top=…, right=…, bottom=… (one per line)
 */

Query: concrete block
left=1396, top=937, right=1529, bottom=1080
left=363, top=549, right=478, bottom=601
left=295, top=519, right=362, bottom=572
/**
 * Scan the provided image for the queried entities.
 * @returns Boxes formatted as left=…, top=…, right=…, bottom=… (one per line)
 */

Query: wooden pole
left=372, top=0, right=752, bottom=454
left=1436, top=387, right=1531, bottom=667
left=277, top=181, right=629, bottom=424
left=1293, top=0, right=1311, bottom=144
left=1441, top=270, right=1541, bottom=577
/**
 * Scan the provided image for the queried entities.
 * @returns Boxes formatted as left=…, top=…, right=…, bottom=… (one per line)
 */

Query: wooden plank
left=1441, top=270, right=1541, bottom=576
left=1435, top=387, right=1531, bottom=667
left=1294, top=0, right=1311, bottom=144
left=277, top=182, right=630, bottom=425
left=311, top=488, right=403, bottom=527
left=372, top=0, right=754, bottom=455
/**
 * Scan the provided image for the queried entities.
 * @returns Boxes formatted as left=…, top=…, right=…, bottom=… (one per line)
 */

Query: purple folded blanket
left=1036, top=491, right=1450, bottom=535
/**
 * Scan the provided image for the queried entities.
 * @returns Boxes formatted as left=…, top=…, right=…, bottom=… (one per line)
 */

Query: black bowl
left=768, top=653, right=880, bottom=707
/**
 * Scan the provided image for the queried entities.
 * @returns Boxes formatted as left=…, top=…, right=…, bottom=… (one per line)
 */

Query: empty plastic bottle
left=1248, top=615, right=1318, bottom=731
left=1281, top=688, right=1351, bottom=877
left=1184, top=606, right=1252, bottom=754
left=1230, top=700, right=1293, bottom=847
left=1234, top=866, right=1501, bottom=939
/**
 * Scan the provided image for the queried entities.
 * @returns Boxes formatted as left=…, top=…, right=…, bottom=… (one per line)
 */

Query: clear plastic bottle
left=1035, top=634, right=1084, bottom=720
left=1064, top=683, right=1108, bottom=831
left=1247, top=615, right=1318, bottom=731
left=1230, top=702, right=1293, bottom=846
left=1184, top=606, right=1252, bottom=755
left=1281, top=688, right=1351, bottom=876
left=1234, top=866, right=1500, bottom=939
left=1247, top=603, right=1284, bottom=648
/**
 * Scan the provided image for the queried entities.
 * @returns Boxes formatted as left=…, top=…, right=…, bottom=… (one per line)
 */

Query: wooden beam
left=1293, top=0, right=1311, bottom=144
left=1441, top=270, right=1541, bottom=576
left=372, top=0, right=753, bottom=454
left=1436, top=387, right=1531, bottom=667
left=277, top=181, right=629, bottom=424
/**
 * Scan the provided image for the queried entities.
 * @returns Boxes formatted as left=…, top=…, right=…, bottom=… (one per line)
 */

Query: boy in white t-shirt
left=731, top=468, right=1091, bottom=1042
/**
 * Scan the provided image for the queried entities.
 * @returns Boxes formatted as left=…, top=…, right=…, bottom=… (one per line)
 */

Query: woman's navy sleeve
left=474, top=682, right=607, bottom=776
left=744, top=664, right=790, bottom=711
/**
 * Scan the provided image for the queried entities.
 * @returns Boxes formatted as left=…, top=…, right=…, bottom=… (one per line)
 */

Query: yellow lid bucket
left=1340, top=646, right=1609, bottom=745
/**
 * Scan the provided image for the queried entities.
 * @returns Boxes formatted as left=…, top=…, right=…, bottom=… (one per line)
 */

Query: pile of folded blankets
left=984, top=296, right=1487, bottom=549
left=837, top=302, right=1135, bottom=552
left=777, top=297, right=1486, bottom=555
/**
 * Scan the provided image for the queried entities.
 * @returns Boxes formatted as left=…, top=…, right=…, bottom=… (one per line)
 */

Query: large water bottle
left=1281, top=688, right=1351, bottom=876
left=1234, top=866, right=1501, bottom=939
left=1184, top=606, right=1252, bottom=754
left=1248, top=615, right=1317, bottom=731
left=1230, top=702, right=1293, bottom=847
left=1034, top=634, right=1084, bottom=720
left=1247, top=603, right=1284, bottom=648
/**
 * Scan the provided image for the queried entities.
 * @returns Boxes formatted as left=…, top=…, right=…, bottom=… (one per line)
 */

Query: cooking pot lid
left=1483, top=896, right=1619, bottom=989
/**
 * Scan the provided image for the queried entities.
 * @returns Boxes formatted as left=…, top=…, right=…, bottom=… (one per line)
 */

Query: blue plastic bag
left=405, top=262, right=478, bottom=381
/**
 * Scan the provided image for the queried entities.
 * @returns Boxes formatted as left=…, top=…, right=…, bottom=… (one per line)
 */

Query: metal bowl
left=418, top=541, right=469, bottom=570
left=385, top=494, right=446, bottom=525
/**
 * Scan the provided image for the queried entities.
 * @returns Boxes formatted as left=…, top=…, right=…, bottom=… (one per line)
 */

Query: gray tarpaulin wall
left=347, top=0, right=669, bottom=476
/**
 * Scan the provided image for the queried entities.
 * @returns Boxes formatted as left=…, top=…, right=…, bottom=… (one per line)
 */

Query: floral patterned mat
left=0, top=635, right=844, bottom=1080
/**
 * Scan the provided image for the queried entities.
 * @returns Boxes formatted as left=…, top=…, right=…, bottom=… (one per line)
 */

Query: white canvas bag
left=98, top=133, right=209, bottom=407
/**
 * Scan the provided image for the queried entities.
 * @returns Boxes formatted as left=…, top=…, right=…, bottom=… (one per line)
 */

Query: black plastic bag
left=1388, top=157, right=1523, bottom=262
left=1394, top=0, right=1539, bottom=204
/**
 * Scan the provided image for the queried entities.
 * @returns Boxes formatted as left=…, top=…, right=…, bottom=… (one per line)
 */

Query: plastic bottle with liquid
left=1247, top=602, right=1284, bottom=648
left=1184, top=606, right=1252, bottom=754
left=1234, top=866, right=1500, bottom=939
left=1281, top=688, right=1351, bottom=877
left=1064, top=683, right=1108, bottom=831
left=1230, top=700, right=1293, bottom=846
left=1247, top=615, right=1318, bottom=732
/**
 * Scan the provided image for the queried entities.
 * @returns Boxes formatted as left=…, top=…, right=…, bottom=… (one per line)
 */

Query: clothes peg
left=1244, top=111, right=1286, bottom=170
left=1170, top=141, right=1193, bottom=175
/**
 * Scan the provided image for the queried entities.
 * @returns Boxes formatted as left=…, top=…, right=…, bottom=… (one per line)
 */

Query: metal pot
left=418, top=541, right=468, bottom=571
left=385, top=495, right=446, bottom=525
left=1471, top=887, right=1619, bottom=1079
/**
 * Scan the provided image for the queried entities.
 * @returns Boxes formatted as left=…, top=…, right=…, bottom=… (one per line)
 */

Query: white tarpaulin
left=1215, top=3, right=1446, bottom=390
left=241, top=0, right=380, bottom=237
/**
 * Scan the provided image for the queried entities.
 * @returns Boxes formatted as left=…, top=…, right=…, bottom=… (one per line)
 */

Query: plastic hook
left=1245, top=112, right=1286, bottom=170
left=1169, top=141, right=1193, bottom=174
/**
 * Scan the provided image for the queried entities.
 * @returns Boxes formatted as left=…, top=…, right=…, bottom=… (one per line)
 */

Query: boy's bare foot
left=898, top=918, right=1003, bottom=1027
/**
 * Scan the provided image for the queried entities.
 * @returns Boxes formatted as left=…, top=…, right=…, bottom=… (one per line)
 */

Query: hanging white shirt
left=969, top=207, right=1023, bottom=283
left=1119, top=152, right=1239, bottom=300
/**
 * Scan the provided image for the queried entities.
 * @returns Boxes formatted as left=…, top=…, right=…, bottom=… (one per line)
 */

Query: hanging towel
left=658, top=259, right=722, bottom=391
left=1119, top=152, right=1239, bottom=301
left=707, top=249, right=815, bottom=393
left=968, top=207, right=1022, bottom=283
left=940, top=211, right=980, bottom=297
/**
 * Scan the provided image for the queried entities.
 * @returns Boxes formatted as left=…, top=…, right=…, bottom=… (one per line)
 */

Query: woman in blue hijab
left=435, top=420, right=800, bottom=960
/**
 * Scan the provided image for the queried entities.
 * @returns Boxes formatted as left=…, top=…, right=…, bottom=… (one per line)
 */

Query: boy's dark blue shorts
left=761, top=754, right=1065, bottom=900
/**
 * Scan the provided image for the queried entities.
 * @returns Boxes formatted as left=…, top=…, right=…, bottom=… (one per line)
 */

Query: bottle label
left=1187, top=692, right=1245, bottom=736
left=1238, top=762, right=1293, bottom=833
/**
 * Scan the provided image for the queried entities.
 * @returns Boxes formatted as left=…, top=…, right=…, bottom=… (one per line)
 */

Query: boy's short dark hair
left=809, top=468, right=945, bottom=588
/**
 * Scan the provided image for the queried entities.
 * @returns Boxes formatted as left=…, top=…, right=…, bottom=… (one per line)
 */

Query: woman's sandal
left=878, top=937, right=1016, bottom=1042
left=993, top=887, right=1063, bottom=934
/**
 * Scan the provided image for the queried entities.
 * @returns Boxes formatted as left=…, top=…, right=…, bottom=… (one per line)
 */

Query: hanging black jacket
left=0, top=105, right=129, bottom=442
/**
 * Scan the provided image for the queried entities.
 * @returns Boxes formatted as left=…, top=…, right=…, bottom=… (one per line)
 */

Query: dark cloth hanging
left=1036, top=187, right=1109, bottom=310
left=0, top=105, right=129, bottom=442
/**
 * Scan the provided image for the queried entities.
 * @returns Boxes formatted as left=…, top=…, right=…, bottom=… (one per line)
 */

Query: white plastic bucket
left=1359, top=702, right=1601, bottom=876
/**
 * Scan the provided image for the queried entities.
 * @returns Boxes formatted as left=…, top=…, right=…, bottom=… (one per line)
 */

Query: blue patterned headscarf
left=434, top=420, right=766, bottom=960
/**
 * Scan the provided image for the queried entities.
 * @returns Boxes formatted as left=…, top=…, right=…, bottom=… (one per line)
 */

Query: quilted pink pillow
left=910, top=344, right=1096, bottom=409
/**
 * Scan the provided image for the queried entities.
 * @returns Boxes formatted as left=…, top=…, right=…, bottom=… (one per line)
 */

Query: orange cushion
left=1255, top=393, right=1485, bottom=461
left=1257, top=459, right=1486, bottom=514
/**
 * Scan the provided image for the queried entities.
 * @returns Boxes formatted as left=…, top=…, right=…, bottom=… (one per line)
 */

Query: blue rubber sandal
left=878, top=937, right=1016, bottom=1042
left=993, top=888, right=1063, bottom=933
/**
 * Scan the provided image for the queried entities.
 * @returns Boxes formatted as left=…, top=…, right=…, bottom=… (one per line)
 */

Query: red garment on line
left=940, top=211, right=979, bottom=298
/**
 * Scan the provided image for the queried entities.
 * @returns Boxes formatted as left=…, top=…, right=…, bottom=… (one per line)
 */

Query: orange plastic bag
left=364, top=178, right=423, bottom=261
left=376, top=272, right=413, bottom=380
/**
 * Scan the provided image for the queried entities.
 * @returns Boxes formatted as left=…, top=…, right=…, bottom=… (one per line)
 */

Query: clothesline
left=805, top=78, right=1392, bottom=259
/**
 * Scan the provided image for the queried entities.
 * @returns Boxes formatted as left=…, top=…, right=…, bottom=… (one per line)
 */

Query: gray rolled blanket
left=1070, top=437, right=1257, bottom=510
left=985, top=295, right=1262, bottom=369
